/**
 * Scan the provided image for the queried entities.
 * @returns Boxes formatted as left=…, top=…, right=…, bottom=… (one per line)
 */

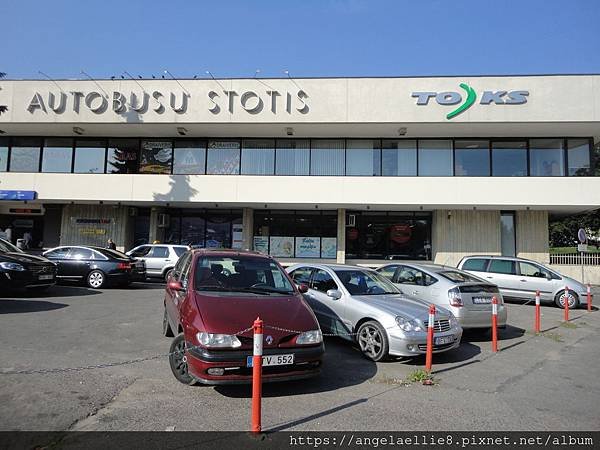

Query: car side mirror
left=168, top=280, right=185, bottom=291
left=327, top=289, right=342, bottom=300
left=297, top=284, right=309, bottom=294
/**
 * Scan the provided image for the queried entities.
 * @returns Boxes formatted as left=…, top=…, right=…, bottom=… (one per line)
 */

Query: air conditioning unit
left=157, top=213, right=170, bottom=228
left=346, top=214, right=356, bottom=227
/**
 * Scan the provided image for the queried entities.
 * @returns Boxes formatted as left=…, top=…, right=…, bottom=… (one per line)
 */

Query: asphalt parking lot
left=1, top=283, right=599, bottom=432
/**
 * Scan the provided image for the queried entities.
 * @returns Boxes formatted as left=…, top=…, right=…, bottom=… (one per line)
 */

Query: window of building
left=139, top=140, right=172, bottom=174
left=418, top=140, right=453, bottom=176
left=173, top=140, right=206, bottom=175
left=0, top=138, right=9, bottom=171
left=491, top=141, right=527, bottom=176
left=207, top=141, right=240, bottom=175
left=454, top=140, right=490, bottom=176
left=241, top=139, right=275, bottom=175
left=310, top=140, right=344, bottom=176
left=567, top=139, right=591, bottom=176
left=74, top=140, right=106, bottom=174
left=107, top=139, right=139, bottom=174
left=346, top=140, right=381, bottom=176
left=275, top=139, right=310, bottom=175
left=42, top=138, right=73, bottom=173
left=165, top=209, right=242, bottom=247
left=9, top=138, right=41, bottom=172
left=381, top=140, right=417, bottom=176
left=529, top=139, right=564, bottom=176
left=500, top=212, right=516, bottom=257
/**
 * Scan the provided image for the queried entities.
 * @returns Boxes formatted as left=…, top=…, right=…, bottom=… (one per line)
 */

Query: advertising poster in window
left=269, top=236, right=294, bottom=257
left=321, top=237, right=337, bottom=258
left=140, top=141, right=172, bottom=174
left=295, top=237, right=320, bottom=258
left=232, top=223, right=243, bottom=249
left=253, top=236, right=269, bottom=254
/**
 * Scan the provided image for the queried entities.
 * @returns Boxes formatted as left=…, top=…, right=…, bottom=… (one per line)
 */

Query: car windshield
left=0, top=239, right=21, bottom=253
left=334, top=269, right=401, bottom=296
left=194, top=255, right=295, bottom=295
left=439, top=270, right=482, bottom=283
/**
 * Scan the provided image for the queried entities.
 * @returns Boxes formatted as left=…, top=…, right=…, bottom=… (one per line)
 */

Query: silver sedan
left=286, top=263, right=463, bottom=361
left=376, top=262, right=507, bottom=330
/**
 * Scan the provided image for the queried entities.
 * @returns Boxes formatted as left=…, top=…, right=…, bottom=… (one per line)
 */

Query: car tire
left=164, top=269, right=173, bottom=283
left=357, top=320, right=389, bottom=362
left=169, top=333, right=197, bottom=385
left=163, top=306, right=174, bottom=337
left=554, top=290, right=579, bottom=309
left=86, top=270, right=106, bottom=289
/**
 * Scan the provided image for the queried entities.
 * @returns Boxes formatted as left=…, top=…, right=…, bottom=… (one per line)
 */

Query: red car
left=163, top=249, right=324, bottom=385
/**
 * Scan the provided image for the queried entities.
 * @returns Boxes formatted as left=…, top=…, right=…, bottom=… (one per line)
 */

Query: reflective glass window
left=310, top=140, right=345, bottom=176
left=530, top=139, right=564, bottom=176
left=500, top=212, right=516, bottom=257
left=10, top=138, right=41, bottom=172
left=491, top=141, right=527, bottom=176
left=418, top=140, right=453, bottom=176
left=173, top=140, right=206, bottom=175
left=454, top=140, right=490, bottom=176
left=107, top=139, right=139, bottom=174
left=275, top=139, right=310, bottom=175
left=207, top=141, right=240, bottom=175
left=74, top=140, right=106, bottom=174
left=140, top=140, right=172, bottom=174
left=567, top=139, right=590, bottom=176
left=241, top=139, right=274, bottom=175
left=381, top=140, right=417, bottom=176
left=346, top=140, right=381, bottom=176
left=0, top=138, right=9, bottom=171
left=42, top=138, right=73, bottom=173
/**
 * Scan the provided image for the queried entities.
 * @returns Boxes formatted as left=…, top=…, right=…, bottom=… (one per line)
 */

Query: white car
left=126, top=244, right=188, bottom=281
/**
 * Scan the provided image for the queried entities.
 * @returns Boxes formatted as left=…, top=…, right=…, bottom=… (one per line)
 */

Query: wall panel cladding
left=432, top=210, right=501, bottom=267
left=516, top=210, right=549, bottom=264
left=60, top=204, right=132, bottom=249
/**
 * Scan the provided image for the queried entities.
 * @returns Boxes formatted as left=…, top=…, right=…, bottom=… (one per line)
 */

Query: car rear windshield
left=98, top=248, right=129, bottom=259
left=334, top=269, right=400, bottom=296
left=194, top=256, right=295, bottom=295
left=439, top=270, right=482, bottom=283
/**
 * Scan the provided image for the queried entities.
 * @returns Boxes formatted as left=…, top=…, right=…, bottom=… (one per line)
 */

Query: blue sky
left=1, top=0, right=599, bottom=79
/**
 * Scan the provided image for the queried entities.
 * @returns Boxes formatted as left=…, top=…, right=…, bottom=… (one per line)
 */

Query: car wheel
left=164, top=269, right=173, bottom=283
left=554, top=290, right=579, bottom=309
left=169, top=333, right=197, bottom=385
left=86, top=270, right=106, bottom=289
left=357, top=320, right=389, bottom=362
left=163, top=306, right=174, bottom=337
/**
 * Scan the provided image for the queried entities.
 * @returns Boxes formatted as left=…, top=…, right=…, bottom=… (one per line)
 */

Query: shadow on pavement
left=394, top=341, right=482, bottom=367
left=3, top=286, right=100, bottom=299
left=0, top=299, right=68, bottom=314
left=462, top=324, right=526, bottom=342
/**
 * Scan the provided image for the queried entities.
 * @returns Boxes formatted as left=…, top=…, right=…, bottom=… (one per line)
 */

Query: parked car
left=457, top=255, right=591, bottom=309
left=0, top=238, right=57, bottom=292
left=126, top=244, right=188, bottom=281
left=375, top=262, right=507, bottom=330
left=286, top=263, right=462, bottom=361
left=163, top=249, right=324, bottom=385
left=43, top=246, right=146, bottom=289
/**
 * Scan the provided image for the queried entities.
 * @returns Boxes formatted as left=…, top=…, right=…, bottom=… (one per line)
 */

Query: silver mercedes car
left=376, top=262, right=507, bottom=330
left=286, top=263, right=463, bottom=362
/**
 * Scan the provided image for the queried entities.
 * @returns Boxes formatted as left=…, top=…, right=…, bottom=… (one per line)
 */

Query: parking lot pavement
left=1, top=284, right=599, bottom=431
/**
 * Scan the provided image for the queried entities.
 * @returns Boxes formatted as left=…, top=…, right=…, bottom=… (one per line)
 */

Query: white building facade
left=0, top=75, right=599, bottom=267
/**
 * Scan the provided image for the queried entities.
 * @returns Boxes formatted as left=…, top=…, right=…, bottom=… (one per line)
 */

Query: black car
left=0, top=238, right=57, bottom=292
left=42, top=246, right=146, bottom=289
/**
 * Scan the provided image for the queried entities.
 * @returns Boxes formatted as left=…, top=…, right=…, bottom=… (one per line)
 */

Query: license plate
left=473, top=296, right=492, bottom=304
left=435, top=336, right=454, bottom=345
left=38, top=274, right=54, bottom=280
left=246, top=354, right=294, bottom=367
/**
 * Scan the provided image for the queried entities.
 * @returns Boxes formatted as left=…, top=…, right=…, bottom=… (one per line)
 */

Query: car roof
left=288, top=263, right=376, bottom=271
left=191, top=248, right=268, bottom=258
left=462, top=255, right=540, bottom=264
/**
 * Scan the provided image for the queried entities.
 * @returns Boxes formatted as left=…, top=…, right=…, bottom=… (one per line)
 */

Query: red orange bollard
left=564, top=286, right=570, bottom=321
left=491, top=296, right=498, bottom=352
left=251, top=317, right=263, bottom=434
left=534, top=290, right=541, bottom=334
left=425, top=304, right=435, bottom=372
left=588, top=284, right=592, bottom=312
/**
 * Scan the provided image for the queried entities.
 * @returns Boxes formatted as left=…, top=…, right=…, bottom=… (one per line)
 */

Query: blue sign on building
left=0, top=190, right=37, bottom=201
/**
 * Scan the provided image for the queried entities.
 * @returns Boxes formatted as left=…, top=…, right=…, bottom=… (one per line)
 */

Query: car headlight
left=296, top=329, right=322, bottom=345
left=395, top=316, right=424, bottom=332
left=0, top=262, right=26, bottom=271
left=196, top=332, right=242, bottom=348
left=448, top=315, right=459, bottom=329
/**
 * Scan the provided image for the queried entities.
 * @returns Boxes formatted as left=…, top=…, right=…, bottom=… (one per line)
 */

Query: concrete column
left=336, top=208, right=346, bottom=263
left=242, top=207, right=254, bottom=250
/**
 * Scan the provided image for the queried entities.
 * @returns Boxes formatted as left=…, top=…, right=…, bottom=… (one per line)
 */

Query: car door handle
left=486, top=276, right=493, bottom=279
left=412, top=290, right=419, bottom=295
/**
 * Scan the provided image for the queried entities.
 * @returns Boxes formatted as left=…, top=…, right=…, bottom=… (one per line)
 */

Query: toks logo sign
left=411, top=84, right=529, bottom=120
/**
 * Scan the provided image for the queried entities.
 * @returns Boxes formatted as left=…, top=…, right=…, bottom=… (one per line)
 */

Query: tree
left=0, top=72, right=7, bottom=115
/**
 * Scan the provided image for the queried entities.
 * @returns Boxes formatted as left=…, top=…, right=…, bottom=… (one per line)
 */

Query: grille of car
left=424, top=319, right=451, bottom=333
left=29, top=265, right=56, bottom=275
left=417, top=342, right=455, bottom=351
